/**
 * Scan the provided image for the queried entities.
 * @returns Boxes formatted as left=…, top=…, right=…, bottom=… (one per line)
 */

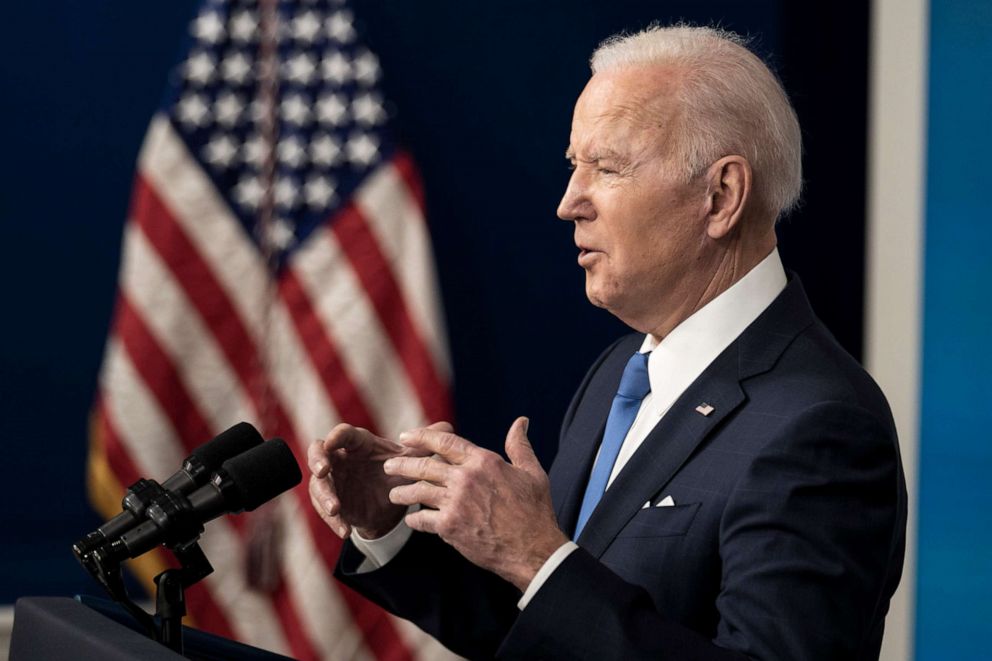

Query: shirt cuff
left=349, top=506, right=418, bottom=573
left=516, top=541, right=579, bottom=610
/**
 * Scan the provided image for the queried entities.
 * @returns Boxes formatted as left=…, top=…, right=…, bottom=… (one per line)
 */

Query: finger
left=308, top=475, right=350, bottom=538
left=321, top=423, right=403, bottom=457
left=405, top=508, right=441, bottom=535
left=307, top=472, right=339, bottom=517
left=505, top=416, right=540, bottom=473
left=399, top=428, right=475, bottom=464
left=390, top=481, right=446, bottom=508
left=394, top=422, right=453, bottom=459
left=308, top=438, right=331, bottom=477
left=427, top=420, right=455, bottom=433
left=383, top=455, right=453, bottom=484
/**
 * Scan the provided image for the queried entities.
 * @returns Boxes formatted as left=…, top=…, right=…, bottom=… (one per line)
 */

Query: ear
left=703, top=156, right=752, bottom=240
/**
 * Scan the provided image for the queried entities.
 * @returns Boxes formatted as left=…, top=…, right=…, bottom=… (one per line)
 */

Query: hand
left=384, top=417, right=569, bottom=591
left=307, top=422, right=450, bottom=539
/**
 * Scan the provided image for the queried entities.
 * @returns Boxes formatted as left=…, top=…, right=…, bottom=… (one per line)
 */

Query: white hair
left=591, top=25, right=803, bottom=219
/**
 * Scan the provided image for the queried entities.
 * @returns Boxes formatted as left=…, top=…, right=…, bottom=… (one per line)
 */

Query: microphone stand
left=76, top=522, right=214, bottom=655
left=153, top=539, right=213, bottom=655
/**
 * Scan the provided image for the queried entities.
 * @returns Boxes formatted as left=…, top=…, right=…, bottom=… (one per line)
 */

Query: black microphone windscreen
left=191, top=422, right=264, bottom=470
left=220, top=438, right=302, bottom=511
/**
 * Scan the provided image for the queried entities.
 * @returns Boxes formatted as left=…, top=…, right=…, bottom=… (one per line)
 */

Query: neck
left=647, top=232, right=776, bottom=341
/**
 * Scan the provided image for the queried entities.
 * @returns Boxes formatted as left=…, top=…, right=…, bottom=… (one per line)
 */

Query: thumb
left=505, top=417, right=539, bottom=472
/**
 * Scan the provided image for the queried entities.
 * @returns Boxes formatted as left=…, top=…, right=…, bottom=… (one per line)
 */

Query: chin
left=584, top=282, right=615, bottom=312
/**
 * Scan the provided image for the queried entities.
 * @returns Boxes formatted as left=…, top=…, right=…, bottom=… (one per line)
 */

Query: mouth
left=576, top=245, right=602, bottom=267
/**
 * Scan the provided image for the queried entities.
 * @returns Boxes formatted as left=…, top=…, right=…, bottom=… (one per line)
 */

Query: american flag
left=87, top=0, right=457, bottom=658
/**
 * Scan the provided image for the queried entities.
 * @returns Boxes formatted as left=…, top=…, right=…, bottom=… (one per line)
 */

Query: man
left=308, top=25, right=906, bottom=660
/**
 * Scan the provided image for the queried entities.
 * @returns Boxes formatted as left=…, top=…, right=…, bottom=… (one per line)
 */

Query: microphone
left=73, top=422, right=264, bottom=558
left=97, top=438, right=302, bottom=564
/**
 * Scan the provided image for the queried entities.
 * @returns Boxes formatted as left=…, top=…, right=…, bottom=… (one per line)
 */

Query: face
left=558, top=66, right=715, bottom=336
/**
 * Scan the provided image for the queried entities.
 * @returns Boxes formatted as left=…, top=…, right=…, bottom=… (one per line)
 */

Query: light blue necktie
left=573, top=351, right=651, bottom=539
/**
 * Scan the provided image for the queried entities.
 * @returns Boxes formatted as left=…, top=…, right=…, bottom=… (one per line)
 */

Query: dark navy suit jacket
left=337, top=277, right=908, bottom=660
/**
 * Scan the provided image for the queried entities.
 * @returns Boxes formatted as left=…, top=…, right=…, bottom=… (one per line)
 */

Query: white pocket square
left=641, top=495, right=676, bottom=509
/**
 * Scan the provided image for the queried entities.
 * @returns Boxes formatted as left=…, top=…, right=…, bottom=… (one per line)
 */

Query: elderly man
left=309, top=25, right=906, bottom=660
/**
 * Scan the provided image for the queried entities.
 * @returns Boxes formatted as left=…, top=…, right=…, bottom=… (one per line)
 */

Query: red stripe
left=278, top=268, right=378, bottom=433
left=94, top=397, right=236, bottom=639
left=331, top=203, right=453, bottom=424
left=132, top=175, right=411, bottom=659
left=391, top=151, right=426, bottom=214
left=96, top=397, right=143, bottom=495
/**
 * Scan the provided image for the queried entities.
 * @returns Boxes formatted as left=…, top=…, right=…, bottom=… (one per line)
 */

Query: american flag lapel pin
left=695, top=403, right=715, bottom=416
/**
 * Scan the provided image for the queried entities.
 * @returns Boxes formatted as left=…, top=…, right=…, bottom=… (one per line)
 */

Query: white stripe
left=120, top=222, right=256, bottom=432
left=867, top=1, right=928, bottom=659
left=0, top=604, right=13, bottom=661
left=391, top=616, right=465, bottom=661
left=290, top=227, right=428, bottom=438
left=356, top=161, right=453, bottom=382
left=99, top=342, right=292, bottom=654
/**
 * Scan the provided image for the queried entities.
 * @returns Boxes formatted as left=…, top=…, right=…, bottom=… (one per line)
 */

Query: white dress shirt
left=352, top=249, right=788, bottom=609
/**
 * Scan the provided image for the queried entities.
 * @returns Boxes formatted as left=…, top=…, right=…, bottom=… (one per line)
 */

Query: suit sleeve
left=335, top=528, right=522, bottom=660
left=498, top=400, right=905, bottom=660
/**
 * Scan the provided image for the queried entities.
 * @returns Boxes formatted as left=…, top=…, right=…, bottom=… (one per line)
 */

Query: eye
left=597, top=167, right=618, bottom=175
left=566, top=160, right=576, bottom=171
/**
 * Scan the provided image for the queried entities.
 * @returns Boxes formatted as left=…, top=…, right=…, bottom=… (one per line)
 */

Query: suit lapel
left=576, top=349, right=744, bottom=556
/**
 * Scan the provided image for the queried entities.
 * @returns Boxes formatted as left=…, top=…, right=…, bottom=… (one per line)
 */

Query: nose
left=557, top=168, right=594, bottom=222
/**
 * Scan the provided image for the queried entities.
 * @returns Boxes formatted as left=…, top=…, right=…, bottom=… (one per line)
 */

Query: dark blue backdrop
left=0, top=0, right=868, bottom=603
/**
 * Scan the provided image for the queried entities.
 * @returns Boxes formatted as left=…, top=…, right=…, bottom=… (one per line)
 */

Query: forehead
left=569, top=65, right=682, bottom=153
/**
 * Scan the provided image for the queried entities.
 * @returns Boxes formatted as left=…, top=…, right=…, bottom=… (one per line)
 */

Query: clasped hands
left=307, top=417, right=568, bottom=591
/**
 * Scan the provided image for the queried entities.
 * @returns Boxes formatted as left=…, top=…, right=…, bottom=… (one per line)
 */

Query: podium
left=10, top=596, right=295, bottom=660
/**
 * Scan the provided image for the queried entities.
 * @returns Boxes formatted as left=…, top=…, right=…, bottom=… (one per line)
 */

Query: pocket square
left=641, top=495, right=676, bottom=509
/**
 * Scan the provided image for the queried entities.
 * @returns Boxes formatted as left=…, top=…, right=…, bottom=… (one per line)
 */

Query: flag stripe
left=391, top=153, right=426, bottom=213
left=332, top=204, right=452, bottom=424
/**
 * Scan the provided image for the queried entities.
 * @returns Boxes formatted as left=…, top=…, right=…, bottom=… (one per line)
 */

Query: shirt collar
left=637, top=248, right=787, bottom=419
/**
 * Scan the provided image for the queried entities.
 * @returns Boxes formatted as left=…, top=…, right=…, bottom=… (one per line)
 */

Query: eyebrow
left=564, top=147, right=629, bottom=163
